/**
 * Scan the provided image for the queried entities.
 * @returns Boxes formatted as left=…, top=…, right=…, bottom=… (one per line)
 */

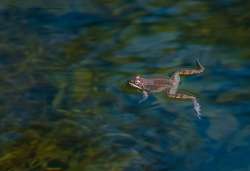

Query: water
left=0, top=1, right=250, bottom=171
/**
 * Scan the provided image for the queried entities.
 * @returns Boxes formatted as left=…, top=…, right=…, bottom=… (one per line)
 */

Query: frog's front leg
left=139, top=90, right=149, bottom=103
left=167, top=93, right=201, bottom=119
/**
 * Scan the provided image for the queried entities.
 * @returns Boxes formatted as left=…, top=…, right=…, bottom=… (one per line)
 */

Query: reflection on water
left=0, top=1, right=250, bottom=171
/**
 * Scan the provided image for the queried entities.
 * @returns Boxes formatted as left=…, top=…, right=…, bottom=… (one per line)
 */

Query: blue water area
left=0, top=1, right=250, bottom=171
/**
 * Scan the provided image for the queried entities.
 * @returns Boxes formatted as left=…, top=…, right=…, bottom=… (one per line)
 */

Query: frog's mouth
left=128, top=81, right=143, bottom=90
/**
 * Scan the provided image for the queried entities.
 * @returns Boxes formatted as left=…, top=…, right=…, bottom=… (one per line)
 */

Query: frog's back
left=143, top=77, right=173, bottom=92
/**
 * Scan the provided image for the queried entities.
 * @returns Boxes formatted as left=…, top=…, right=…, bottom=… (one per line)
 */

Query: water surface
left=0, top=1, right=250, bottom=171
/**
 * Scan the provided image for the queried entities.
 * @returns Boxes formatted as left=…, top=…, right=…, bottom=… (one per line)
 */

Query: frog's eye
left=135, top=80, right=140, bottom=84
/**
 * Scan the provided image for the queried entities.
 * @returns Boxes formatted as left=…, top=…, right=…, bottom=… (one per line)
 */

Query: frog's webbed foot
left=167, top=93, right=202, bottom=119
left=192, top=98, right=201, bottom=119
left=139, top=91, right=149, bottom=103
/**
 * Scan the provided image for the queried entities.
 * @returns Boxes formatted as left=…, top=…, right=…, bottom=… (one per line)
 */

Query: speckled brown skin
left=131, top=77, right=173, bottom=92
left=129, top=60, right=205, bottom=118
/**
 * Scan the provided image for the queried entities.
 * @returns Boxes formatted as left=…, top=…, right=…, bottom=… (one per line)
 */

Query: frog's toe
left=193, top=99, right=202, bottom=119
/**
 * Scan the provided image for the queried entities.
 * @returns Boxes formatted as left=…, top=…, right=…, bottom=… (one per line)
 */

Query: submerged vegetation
left=0, top=0, right=250, bottom=171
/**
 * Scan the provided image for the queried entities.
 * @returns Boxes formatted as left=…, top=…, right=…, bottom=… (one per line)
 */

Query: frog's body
left=129, top=60, right=205, bottom=118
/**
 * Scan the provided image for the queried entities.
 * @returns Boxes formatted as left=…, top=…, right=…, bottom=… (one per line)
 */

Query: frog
left=128, top=59, right=205, bottom=119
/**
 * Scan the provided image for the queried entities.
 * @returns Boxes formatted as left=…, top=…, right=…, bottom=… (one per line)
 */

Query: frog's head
left=129, top=75, right=145, bottom=90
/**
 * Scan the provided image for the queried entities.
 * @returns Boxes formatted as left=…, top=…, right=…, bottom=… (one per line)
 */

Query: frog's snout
left=128, top=81, right=134, bottom=87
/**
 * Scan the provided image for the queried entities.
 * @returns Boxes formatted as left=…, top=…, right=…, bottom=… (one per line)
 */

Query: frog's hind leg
left=167, top=93, right=202, bottom=119
left=178, top=59, right=205, bottom=76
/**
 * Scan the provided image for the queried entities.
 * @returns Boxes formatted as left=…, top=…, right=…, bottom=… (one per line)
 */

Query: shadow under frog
left=129, top=60, right=205, bottom=119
